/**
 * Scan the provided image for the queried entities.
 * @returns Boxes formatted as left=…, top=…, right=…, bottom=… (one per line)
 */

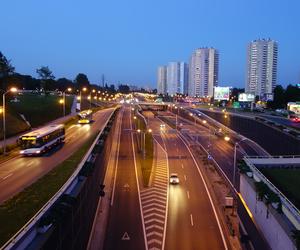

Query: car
left=169, top=173, right=179, bottom=184
left=160, top=124, right=166, bottom=130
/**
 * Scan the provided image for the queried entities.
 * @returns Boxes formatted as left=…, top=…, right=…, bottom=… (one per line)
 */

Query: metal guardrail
left=136, top=108, right=148, bottom=127
left=1, top=107, right=118, bottom=250
left=243, top=157, right=300, bottom=228
left=246, top=155, right=300, bottom=159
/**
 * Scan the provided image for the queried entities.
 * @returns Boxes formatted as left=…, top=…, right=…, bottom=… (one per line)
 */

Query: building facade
left=166, top=62, right=180, bottom=95
left=179, top=62, right=189, bottom=95
left=246, top=39, right=278, bottom=97
left=188, top=48, right=219, bottom=97
left=157, top=66, right=167, bottom=95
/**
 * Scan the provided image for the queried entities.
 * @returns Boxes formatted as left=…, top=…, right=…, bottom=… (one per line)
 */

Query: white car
left=169, top=173, right=179, bottom=184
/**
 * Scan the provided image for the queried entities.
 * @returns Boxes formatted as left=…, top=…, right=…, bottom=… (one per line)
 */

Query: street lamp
left=2, top=87, right=18, bottom=155
left=233, top=138, right=248, bottom=188
left=224, top=135, right=230, bottom=142
left=62, top=87, right=72, bottom=116
left=79, top=87, right=87, bottom=111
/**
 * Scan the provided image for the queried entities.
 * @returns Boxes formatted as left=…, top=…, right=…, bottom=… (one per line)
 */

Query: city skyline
left=1, top=0, right=300, bottom=88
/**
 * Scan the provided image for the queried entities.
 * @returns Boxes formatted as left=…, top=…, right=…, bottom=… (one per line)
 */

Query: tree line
left=0, top=51, right=118, bottom=93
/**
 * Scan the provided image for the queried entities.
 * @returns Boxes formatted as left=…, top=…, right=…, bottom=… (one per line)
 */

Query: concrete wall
left=201, top=110, right=300, bottom=155
left=240, top=175, right=296, bottom=250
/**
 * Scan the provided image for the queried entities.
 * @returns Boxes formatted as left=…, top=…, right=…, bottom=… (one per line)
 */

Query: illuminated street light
left=137, top=129, right=141, bottom=133
left=148, top=129, right=152, bottom=133
left=62, top=87, right=72, bottom=116
left=202, top=120, right=207, bottom=124
left=133, top=116, right=137, bottom=120
left=224, top=136, right=230, bottom=142
left=2, top=87, right=18, bottom=154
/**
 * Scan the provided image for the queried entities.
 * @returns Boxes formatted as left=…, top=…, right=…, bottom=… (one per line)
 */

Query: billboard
left=214, top=87, right=230, bottom=101
left=238, top=93, right=255, bottom=102
left=287, top=102, right=300, bottom=115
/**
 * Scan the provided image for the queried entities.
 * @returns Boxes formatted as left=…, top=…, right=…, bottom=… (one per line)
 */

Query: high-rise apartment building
left=166, top=62, right=180, bottom=95
left=179, top=62, right=189, bottom=95
left=157, top=66, right=167, bottom=94
left=188, top=48, right=219, bottom=97
left=157, top=62, right=188, bottom=95
left=246, top=39, right=278, bottom=97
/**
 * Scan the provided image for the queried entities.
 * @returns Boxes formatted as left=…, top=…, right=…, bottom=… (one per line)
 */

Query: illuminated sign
left=238, top=93, right=255, bottom=102
left=287, top=102, right=300, bottom=114
left=214, top=87, right=230, bottom=101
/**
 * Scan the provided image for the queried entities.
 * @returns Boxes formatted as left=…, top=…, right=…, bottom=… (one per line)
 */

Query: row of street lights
left=0, top=86, right=115, bottom=155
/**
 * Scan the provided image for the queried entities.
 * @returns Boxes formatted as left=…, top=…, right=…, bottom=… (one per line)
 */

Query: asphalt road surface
left=0, top=108, right=115, bottom=203
left=103, top=106, right=145, bottom=250
left=146, top=113, right=227, bottom=250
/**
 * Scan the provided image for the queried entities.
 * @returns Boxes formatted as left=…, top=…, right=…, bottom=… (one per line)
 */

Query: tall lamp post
left=233, top=138, right=248, bottom=188
left=61, top=87, right=72, bottom=117
left=2, top=87, right=18, bottom=155
left=79, top=87, right=87, bottom=111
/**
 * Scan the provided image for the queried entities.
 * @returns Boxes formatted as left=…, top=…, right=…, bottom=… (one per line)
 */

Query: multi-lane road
left=0, top=107, right=115, bottom=203
left=145, top=112, right=228, bottom=250
left=104, top=106, right=145, bottom=250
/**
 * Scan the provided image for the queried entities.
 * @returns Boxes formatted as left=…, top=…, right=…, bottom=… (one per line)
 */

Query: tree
left=230, top=88, right=244, bottom=101
left=75, top=73, right=90, bottom=89
left=285, top=84, right=300, bottom=103
left=270, top=85, right=285, bottom=109
left=36, top=66, right=55, bottom=91
left=0, top=51, right=15, bottom=89
left=56, top=78, right=74, bottom=91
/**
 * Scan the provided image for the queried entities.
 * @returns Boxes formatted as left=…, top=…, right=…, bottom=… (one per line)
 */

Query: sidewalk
left=0, top=96, right=77, bottom=149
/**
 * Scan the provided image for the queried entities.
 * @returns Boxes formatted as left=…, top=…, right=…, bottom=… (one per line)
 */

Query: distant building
left=179, top=62, right=189, bottom=95
left=166, top=62, right=180, bottom=95
left=157, top=66, right=167, bottom=95
left=246, top=39, right=278, bottom=97
left=158, top=62, right=188, bottom=95
left=188, top=48, right=219, bottom=97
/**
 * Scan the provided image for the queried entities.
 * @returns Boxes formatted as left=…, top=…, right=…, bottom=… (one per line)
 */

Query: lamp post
left=62, top=87, right=72, bottom=117
left=233, top=138, right=248, bottom=188
left=2, top=87, right=18, bottom=155
left=79, top=87, right=87, bottom=111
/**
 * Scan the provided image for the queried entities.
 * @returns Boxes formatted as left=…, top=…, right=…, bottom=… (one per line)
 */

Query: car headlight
left=35, top=150, right=41, bottom=154
left=20, top=150, right=24, bottom=154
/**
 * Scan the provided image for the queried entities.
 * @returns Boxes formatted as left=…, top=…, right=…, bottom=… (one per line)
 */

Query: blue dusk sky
left=1, top=0, right=300, bottom=89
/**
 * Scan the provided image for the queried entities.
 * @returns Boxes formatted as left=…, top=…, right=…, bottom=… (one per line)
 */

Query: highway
left=0, top=107, right=115, bottom=203
left=161, top=110, right=267, bottom=188
left=104, top=106, right=145, bottom=250
left=145, top=112, right=227, bottom=250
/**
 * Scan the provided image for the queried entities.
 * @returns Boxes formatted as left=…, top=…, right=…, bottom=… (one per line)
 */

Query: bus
left=19, top=124, right=65, bottom=156
left=78, top=109, right=93, bottom=124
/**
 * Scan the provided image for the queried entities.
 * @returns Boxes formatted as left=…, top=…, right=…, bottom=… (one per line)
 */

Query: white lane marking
left=2, top=173, right=13, bottom=180
left=110, top=109, right=123, bottom=206
left=190, top=214, right=194, bottom=226
left=181, top=163, right=184, bottom=169
left=153, top=136, right=169, bottom=250
left=130, top=110, right=148, bottom=250
left=187, top=190, right=190, bottom=199
left=178, top=133, right=228, bottom=250
left=184, top=175, right=187, bottom=181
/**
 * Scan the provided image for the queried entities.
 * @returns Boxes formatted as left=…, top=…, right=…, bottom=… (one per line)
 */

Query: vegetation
left=260, top=168, right=300, bottom=210
left=268, top=85, right=300, bottom=109
left=0, top=133, right=98, bottom=247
